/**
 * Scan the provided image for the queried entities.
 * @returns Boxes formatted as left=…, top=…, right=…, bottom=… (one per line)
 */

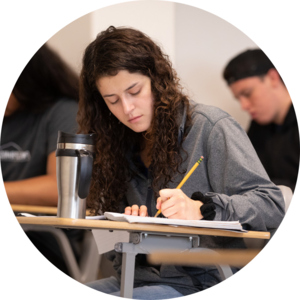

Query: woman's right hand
left=124, top=205, right=148, bottom=217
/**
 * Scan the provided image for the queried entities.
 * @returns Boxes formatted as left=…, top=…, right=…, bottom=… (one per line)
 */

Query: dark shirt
left=247, top=104, right=300, bottom=191
left=0, top=98, right=78, bottom=181
left=0, top=98, right=81, bottom=277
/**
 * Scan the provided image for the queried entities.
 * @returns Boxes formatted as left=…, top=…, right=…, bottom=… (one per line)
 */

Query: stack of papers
left=104, top=212, right=245, bottom=232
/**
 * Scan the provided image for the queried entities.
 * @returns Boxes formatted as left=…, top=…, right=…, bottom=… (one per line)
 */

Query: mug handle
left=76, top=150, right=94, bottom=199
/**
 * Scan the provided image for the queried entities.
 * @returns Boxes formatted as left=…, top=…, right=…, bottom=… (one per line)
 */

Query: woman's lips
left=128, top=116, right=142, bottom=123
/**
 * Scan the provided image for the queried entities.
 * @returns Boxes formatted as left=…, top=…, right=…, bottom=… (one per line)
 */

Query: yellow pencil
left=154, top=156, right=204, bottom=218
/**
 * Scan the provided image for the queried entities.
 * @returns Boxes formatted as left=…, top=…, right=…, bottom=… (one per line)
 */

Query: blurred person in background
left=0, top=44, right=83, bottom=275
left=223, top=49, right=299, bottom=192
left=1, top=44, right=78, bottom=204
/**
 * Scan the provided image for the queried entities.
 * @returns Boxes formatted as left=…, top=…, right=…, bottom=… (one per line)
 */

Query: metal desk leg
left=22, top=224, right=82, bottom=281
left=116, top=232, right=233, bottom=296
left=116, top=232, right=197, bottom=298
left=215, top=264, right=233, bottom=280
left=120, top=252, right=137, bottom=298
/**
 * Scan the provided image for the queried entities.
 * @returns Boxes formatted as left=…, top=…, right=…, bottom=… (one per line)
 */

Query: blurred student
left=0, top=44, right=81, bottom=275
left=223, top=49, right=299, bottom=192
left=1, top=44, right=79, bottom=203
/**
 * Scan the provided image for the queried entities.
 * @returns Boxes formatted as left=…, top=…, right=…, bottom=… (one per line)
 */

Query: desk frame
left=116, top=232, right=233, bottom=298
left=17, top=217, right=270, bottom=298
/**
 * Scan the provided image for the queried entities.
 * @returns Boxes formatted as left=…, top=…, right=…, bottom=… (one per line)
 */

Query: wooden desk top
left=11, top=204, right=92, bottom=216
left=17, top=216, right=270, bottom=240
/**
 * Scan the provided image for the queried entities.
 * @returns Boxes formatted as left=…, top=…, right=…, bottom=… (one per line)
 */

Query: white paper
left=19, top=213, right=38, bottom=217
left=91, top=229, right=130, bottom=254
left=17, top=213, right=105, bottom=220
left=104, top=212, right=245, bottom=231
left=86, top=215, right=106, bottom=220
left=18, top=213, right=56, bottom=218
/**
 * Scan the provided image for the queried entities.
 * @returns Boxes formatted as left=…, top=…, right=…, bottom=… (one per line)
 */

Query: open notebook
left=104, top=212, right=245, bottom=232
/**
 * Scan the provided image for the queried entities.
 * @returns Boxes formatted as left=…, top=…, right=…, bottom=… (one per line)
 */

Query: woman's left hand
left=156, top=189, right=204, bottom=220
left=124, top=205, right=148, bottom=217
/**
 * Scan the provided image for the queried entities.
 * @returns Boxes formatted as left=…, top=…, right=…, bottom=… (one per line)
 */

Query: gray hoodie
left=106, top=101, right=285, bottom=295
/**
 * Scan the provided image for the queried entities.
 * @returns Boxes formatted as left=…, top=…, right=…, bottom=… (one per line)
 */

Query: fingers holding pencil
left=154, top=156, right=204, bottom=218
left=156, top=189, right=203, bottom=220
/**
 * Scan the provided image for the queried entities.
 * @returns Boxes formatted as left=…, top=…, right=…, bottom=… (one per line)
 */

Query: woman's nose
left=121, top=97, right=135, bottom=115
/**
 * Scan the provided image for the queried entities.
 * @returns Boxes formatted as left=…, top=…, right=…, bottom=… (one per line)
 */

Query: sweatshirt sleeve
left=205, top=116, right=285, bottom=232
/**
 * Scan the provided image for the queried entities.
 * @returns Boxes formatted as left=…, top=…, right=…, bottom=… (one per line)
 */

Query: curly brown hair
left=77, top=26, right=192, bottom=215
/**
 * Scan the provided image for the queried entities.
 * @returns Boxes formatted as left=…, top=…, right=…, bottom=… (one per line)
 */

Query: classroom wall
left=47, top=1, right=258, bottom=130
left=174, top=3, right=257, bottom=129
left=90, top=1, right=176, bottom=66
left=47, top=13, right=93, bottom=73
left=47, top=1, right=175, bottom=75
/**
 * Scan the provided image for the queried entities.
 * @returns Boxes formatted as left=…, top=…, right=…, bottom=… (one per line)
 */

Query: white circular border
left=1, top=1, right=299, bottom=299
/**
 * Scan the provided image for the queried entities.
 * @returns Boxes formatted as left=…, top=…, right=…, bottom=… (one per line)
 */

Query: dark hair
left=78, top=26, right=192, bottom=214
left=12, top=43, right=79, bottom=113
left=223, top=49, right=279, bottom=85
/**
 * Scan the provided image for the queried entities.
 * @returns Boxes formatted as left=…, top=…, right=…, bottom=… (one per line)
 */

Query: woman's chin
left=128, top=124, right=150, bottom=133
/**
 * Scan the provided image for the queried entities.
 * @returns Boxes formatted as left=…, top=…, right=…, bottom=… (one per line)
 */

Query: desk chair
left=22, top=225, right=101, bottom=283
left=243, top=185, right=293, bottom=249
left=277, top=185, right=293, bottom=213
left=148, top=249, right=260, bottom=268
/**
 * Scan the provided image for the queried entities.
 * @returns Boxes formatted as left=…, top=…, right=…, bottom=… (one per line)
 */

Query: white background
left=0, top=0, right=299, bottom=299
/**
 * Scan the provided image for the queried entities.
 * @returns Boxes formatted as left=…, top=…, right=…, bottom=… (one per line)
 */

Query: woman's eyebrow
left=125, top=82, right=138, bottom=92
left=102, top=82, right=139, bottom=98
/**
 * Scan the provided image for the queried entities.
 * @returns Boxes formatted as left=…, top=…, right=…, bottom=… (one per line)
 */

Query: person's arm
left=5, top=151, right=58, bottom=206
left=205, top=116, right=285, bottom=232
left=157, top=116, right=285, bottom=230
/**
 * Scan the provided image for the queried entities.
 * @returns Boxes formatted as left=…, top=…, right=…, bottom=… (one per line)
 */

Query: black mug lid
left=57, top=131, right=96, bottom=145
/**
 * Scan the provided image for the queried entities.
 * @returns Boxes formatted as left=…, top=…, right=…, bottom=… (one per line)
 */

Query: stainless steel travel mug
left=56, top=131, right=95, bottom=219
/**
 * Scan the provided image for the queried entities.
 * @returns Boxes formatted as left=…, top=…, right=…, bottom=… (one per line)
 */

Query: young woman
left=78, top=26, right=285, bottom=298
